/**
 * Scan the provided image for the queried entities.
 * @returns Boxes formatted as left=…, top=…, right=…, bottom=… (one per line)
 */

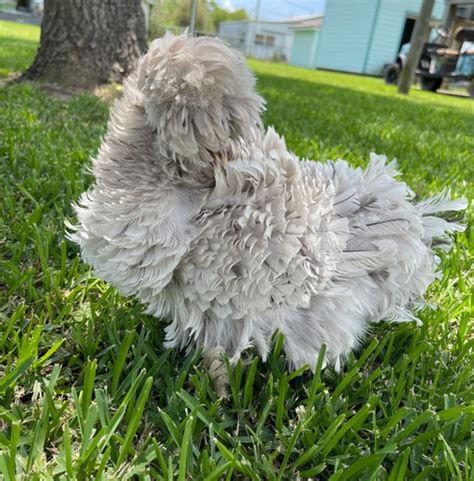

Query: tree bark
left=23, top=0, right=148, bottom=89
left=398, top=0, right=435, bottom=95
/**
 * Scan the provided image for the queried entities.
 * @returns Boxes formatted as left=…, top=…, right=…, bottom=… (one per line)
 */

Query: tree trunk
left=23, top=0, right=148, bottom=89
left=397, top=0, right=435, bottom=95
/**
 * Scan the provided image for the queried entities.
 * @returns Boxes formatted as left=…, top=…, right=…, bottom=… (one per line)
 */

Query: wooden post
left=398, top=0, right=435, bottom=95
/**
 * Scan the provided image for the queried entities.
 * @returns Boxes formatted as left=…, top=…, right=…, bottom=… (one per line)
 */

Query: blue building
left=289, top=17, right=323, bottom=68
left=290, top=0, right=447, bottom=75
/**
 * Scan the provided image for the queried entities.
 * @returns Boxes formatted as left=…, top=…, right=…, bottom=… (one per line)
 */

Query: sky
left=217, top=0, right=326, bottom=21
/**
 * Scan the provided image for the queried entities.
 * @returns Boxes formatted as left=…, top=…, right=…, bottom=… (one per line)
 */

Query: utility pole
left=398, top=0, right=435, bottom=94
left=254, top=0, right=262, bottom=21
left=252, top=0, right=262, bottom=58
left=190, top=0, right=198, bottom=34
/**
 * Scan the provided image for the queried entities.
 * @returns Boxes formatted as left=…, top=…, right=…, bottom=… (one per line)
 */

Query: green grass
left=0, top=20, right=473, bottom=480
left=0, top=20, right=39, bottom=78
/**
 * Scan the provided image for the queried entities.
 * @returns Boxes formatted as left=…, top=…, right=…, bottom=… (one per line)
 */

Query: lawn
left=0, top=20, right=473, bottom=480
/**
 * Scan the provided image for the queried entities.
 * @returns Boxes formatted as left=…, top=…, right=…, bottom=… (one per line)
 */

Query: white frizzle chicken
left=69, top=33, right=466, bottom=391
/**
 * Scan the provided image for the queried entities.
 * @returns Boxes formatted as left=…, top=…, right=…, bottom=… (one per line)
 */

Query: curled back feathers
left=136, top=33, right=265, bottom=181
left=68, top=33, right=468, bottom=371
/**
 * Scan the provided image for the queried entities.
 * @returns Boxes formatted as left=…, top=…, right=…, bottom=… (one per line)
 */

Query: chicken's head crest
left=137, top=32, right=265, bottom=182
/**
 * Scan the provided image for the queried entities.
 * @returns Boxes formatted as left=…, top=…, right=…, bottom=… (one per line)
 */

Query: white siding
left=247, top=22, right=294, bottom=61
left=218, top=21, right=248, bottom=52
left=315, top=0, right=379, bottom=73
left=218, top=21, right=294, bottom=61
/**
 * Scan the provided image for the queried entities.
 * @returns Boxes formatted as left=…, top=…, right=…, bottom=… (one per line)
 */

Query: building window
left=255, top=34, right=275, bottom=46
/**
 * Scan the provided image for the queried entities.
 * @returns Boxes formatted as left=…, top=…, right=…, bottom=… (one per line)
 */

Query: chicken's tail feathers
left=416, top=191, right=467, bottom=251
left=314, top=153, right=467, bottom=328
left=363, top=154, right=468, bottom=246
left=417, top=190, right=468, bottom=216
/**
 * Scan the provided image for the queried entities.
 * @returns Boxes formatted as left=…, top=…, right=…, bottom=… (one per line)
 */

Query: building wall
left=290, top=29, right=319, bottom=68
left=219, top=21, right=294, bottom=61
left=315, top=0, right=379, bottom=73
left=247, top=22, right=294, bottom=61
left=365, top=0, right=445, bottom=75
left=315, top=0, right=446, bottom=75
left=218, top=21, right=248, bottom=52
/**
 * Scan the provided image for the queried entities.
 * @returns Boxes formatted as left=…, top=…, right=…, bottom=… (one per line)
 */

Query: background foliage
left=149, top=0, right=248, bottom=37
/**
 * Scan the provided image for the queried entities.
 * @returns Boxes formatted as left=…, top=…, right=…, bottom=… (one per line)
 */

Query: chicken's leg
left=203, top=346, right=229, bottom=397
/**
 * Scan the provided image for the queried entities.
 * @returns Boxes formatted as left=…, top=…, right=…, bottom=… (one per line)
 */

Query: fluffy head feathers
left=136, top=33, right=265, bottom=181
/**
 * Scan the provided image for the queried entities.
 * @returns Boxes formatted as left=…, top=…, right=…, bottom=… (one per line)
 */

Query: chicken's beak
left=211, top=150, right=228, bottom=169
left=220, top=151, right=228, bottom=169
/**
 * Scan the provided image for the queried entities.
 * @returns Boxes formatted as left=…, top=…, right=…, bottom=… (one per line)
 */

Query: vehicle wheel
left=420, top=76, right=443, bottom=92
left=384, top=64, right=400, bottom=85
